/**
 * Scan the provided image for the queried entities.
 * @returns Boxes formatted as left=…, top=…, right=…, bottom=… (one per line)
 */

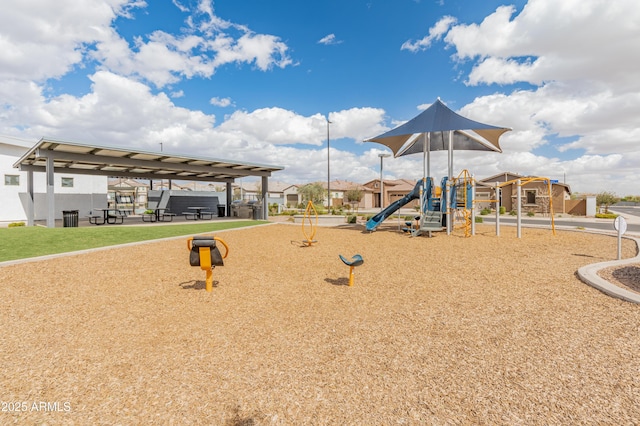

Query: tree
left=596, top=191, right=619, bottom=213
left=344, top=187, right=364, bottom=214
left=298, top=182, right=325, bottom=205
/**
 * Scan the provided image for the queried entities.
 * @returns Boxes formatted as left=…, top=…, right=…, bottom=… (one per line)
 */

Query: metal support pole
left=26, top=170, right=34, bottom=226
left=262, top=176, right=269, bottom=220
left=46, top=155, right=55, bottom=228
left=446, top=130, right=453, bottom=235
left=226, top=181, right=232, bottom=217
left=516, top=179, right=522, bottom=238
left=495, top=183, right=501, bottom=237
left=380, top=156, right=384, bottom=208
left=471, top=175, right=476, bottom=236
left=327, top=118, right=331, bottom=210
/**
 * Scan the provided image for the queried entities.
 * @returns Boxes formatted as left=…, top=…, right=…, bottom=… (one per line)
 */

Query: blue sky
left=1, top=0, right=639, bottom=195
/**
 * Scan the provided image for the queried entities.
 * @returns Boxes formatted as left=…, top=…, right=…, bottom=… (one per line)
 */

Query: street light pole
left=327, top=118, right=332, bottom=210
left=379, top=153, right=390, bottom=208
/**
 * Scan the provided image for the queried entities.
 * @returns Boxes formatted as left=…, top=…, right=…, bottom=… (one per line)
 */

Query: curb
left=576, top=236, right=640, bottom=304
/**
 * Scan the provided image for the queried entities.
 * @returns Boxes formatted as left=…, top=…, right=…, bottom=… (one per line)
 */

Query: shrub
left=347, top=214, right=357, bottom=224
left=510, top=210, right=517, bottom=216
left=527, top=210, right=535, bottom=217
left=480, top=208, right=491, bottom=215
left=595, top=213, right=618, bottom=219
left=8, top=222, right=25, bottom=227
left=475, top=216, right=483, bottom=223
left=499, top=206, right=506, bottom=215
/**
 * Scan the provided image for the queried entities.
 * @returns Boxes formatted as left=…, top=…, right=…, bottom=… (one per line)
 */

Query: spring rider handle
left=187, top=235, right=229, bottom=292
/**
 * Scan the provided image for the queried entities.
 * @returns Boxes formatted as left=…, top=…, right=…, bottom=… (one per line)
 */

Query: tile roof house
left=476, top=172, right=572, bottom=214
left=283, top=180, right=374, bottom=209
left=363, top=178, right=419, bottom=209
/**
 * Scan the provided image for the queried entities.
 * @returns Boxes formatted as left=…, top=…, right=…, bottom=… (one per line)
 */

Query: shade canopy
left=365, top=98, right=510, bottom=157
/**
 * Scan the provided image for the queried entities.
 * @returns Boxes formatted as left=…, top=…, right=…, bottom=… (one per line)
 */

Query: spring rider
left=187, top=235, right=229, bottom=292
left=302, top=200, right=318, bottom=246
left=339, top=254, right=364, bottom=286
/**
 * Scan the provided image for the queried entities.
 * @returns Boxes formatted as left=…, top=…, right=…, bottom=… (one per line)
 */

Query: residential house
left=234, top=180, right=289, bottom=206
left=363, top=178, right=419, bottom=209
left=325, top=180, right=372, bottom=210
left=475, top=172, right=572, bottom=214
left=283, top=184, right=302, bottom=208
left=283, top=180, right=373, bottom=210
left=108, top=178, right=150, bottom=214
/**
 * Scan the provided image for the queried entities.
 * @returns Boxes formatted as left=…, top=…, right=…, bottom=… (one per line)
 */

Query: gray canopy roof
left=365, top=98, right=510, bottom=156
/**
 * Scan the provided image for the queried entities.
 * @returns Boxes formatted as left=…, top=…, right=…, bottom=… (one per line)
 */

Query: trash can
left=252, top=204, right=263, bottom=220
left=62, top=210, right=79, bottom=227
left=217, top=204, right=226, bottom=217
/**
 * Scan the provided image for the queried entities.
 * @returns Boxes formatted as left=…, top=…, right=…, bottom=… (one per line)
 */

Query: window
left=525, top=190, right=536, bottom=204
left=4, top=175, right=19, bottom=186
left=61, top=177, right=74, bottom=188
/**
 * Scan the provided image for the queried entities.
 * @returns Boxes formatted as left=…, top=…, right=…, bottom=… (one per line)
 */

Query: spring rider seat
left=339, top=254, right=364, bottom=286
left=187, top=235, right=229, bottom=292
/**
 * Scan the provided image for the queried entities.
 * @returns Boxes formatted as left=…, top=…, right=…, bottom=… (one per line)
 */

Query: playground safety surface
left=1, top=223, right=639, bottom=424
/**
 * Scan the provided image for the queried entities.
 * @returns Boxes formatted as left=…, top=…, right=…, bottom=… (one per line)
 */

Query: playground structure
left=187, top=235, right=229, bottom=292
left=366, top=171, right=556, bottom=238
left=301, top=200, right=319, bottom=246
left=339, top=254, right=364, bottom=286
left=365, top=171, right=473, bottom=237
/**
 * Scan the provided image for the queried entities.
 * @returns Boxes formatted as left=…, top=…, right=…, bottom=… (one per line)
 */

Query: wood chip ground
left=1, top=223, right=639, bottom=424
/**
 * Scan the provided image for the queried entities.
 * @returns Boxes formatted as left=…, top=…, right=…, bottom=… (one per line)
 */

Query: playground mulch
left=1, top=223, right=639, bottom=424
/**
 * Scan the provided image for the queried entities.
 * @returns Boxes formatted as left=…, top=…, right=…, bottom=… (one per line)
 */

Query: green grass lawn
left=0, top=221, right=266, bottom=262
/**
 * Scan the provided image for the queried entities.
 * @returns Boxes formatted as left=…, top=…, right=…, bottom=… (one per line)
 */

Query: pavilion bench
left=87, top=214, right=105, bottom=225
left=159, top=212, right=176, bottom=222
left=107, top=210, right=126, bottom=224
left=183, top=212, right=198, bottom=220
left=142, top=212, right=156, bottom=222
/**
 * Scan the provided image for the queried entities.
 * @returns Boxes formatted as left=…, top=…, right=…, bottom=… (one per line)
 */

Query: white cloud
left=0, top=0, right=293, bottom=89
left=210, top=97, right=233, bottom=107
left=444, top=0, right=640, bottom=91
left=2, top=0, right=640, bottom=197
left=318, top=34, right=342, bottom=45
left=397, top=0, right=640, bottom=195
left=401, top=16, right=456, bottom=52
left=0, top=0, right=132, bottom=82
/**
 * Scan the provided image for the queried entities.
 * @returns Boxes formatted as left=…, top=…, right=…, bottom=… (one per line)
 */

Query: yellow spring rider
left=187, top=235, right=229, bottom=292
left=302, top=200, right=318, bottom=246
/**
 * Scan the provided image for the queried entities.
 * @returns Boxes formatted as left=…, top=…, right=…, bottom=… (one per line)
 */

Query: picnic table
left=142, top=208, right=176, bottom=222
left=184, top=206, right=213, bottom=220
left=90, top=208, right=126, bottom=225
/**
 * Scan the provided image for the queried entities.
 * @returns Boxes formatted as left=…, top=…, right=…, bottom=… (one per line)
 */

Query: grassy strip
left=0, top=221, right=265, bottom=262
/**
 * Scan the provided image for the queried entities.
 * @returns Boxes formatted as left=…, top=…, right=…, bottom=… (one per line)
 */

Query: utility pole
left=327, top=118, right=332, bottom=210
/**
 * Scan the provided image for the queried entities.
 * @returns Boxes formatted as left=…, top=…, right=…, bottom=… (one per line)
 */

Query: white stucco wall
left=1, top=136, right=108, bottom=222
